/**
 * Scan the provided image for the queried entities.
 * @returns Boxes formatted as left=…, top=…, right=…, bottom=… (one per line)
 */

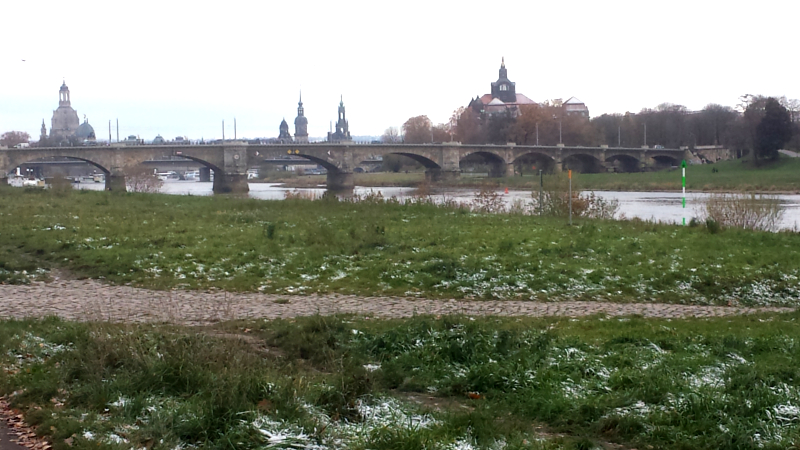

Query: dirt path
left=0, top=278, right=794, bottom=325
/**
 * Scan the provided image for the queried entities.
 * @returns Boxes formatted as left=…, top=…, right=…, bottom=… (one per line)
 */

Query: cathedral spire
left=499, top=57, right=508, bottom=80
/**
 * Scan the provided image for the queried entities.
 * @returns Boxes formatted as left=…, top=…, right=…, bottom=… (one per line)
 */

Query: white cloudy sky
left=1, top=0, right=797, bottom=141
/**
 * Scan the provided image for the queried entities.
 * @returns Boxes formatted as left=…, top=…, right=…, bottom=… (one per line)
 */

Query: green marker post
left=681, top=159, right=686, bottom=225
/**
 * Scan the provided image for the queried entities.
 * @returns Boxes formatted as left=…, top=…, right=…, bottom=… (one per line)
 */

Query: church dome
left=75, top=120, right=95, bottom=140
left=294, top=115, right=308, bottom=126
left=153, top=135, right=166, bottom=144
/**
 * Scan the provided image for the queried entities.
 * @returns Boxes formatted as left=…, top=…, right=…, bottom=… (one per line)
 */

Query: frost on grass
left=4, top=332, right=69, bottom=372
left=250, top=397, right=440, bottom=449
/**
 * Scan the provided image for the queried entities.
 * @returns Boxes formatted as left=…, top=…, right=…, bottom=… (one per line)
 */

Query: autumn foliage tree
left=454, top=108, right=486, bottom=144
left=402, top=116, right=432, bottom=143
left=1, top=131, right=31, bottom=148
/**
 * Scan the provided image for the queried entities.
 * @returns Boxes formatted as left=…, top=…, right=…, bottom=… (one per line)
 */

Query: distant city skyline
left=2, top=0, right=797, bottom=142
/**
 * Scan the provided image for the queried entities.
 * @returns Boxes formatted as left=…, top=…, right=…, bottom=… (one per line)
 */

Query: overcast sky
left=2, top=0, right=797, bottom=142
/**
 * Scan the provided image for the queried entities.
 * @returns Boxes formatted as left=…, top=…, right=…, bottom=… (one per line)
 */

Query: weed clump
left=531, top=173, right=620, bottom=219
left=700, top=192, right=784, bottom=232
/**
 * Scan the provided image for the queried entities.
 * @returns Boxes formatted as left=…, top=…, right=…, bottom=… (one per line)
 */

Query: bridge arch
left=605, top=154, right=641, bottom=173
left=512, top=151, right=556, bottom=174
left=388, top=152, right=441, bottom=169
left=651, top=154, right=681, bottom=169
left=459, top=151, right=508, bottom=177
left=295, top=153, right=344, bottom=172
left=563, top=153, right=604, bottom=173
left=6, top=155, right=112, bottom=177
left=168, top=154, right=223, bottom=174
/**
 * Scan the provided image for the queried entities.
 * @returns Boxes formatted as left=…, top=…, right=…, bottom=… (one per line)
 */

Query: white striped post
left=681, top=159, right=686, bottom=225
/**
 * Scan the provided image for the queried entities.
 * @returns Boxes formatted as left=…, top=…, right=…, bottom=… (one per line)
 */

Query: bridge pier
left=104, top=174, right=127, bottom=192
left=213, top=173, right=249, bottom=194
left=326, top=171, right=354, bottom=191
left=425, top=169, right=460, bottom=183
left=199, top=167, right=211, bottom=182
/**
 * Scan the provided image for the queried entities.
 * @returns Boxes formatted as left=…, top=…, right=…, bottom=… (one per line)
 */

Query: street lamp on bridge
left=553, top=114, right=562, bottom=144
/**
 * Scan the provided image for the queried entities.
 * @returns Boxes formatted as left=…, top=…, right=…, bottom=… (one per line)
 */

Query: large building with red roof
left=468, top=58, right=537, bottom=118
left=468, top=59, right=589, bottom=119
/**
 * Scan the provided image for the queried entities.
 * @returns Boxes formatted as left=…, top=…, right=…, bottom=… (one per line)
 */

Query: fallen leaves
left=0, top=397, right=52, bottom=450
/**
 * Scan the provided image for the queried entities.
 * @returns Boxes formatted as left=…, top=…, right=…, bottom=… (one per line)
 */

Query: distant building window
left=499, top=84, right=508, bottom=91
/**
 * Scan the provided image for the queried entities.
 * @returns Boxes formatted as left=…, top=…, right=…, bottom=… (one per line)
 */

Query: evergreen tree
left=755, top=98, right=793, bottom=161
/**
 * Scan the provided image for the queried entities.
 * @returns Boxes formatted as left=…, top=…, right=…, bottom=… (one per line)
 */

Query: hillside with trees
left=394, top=96, right=799, bottom=162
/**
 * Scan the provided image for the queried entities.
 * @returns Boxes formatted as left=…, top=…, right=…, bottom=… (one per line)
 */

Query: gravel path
left=0, top=278, right=795, bottom=325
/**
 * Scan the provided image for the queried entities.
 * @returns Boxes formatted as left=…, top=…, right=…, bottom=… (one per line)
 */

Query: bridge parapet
left=1, top=143, right=690, bottom=192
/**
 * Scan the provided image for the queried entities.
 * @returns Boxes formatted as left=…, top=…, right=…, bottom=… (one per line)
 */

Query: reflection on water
left=73, top=180, right=800, bottom=230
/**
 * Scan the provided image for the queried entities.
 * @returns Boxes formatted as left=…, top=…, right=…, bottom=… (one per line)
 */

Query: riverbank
left=2, top=312, right=799, bottom=450
left=1, top=189, right=799, bottom=306
left=259, top=156, right=800, bottom=193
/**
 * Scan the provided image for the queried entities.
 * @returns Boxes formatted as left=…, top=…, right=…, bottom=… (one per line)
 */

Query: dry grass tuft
left=701, top=193, right=784, bottom=232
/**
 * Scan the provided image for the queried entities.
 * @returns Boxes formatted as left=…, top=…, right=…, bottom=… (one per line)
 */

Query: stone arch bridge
left=1, top=143, right=688, bottom=193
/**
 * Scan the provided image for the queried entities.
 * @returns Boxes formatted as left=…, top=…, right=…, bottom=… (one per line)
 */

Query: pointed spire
left=501, top=57, right=505, bottom=68
left=299, top=90, right=303, bottom=105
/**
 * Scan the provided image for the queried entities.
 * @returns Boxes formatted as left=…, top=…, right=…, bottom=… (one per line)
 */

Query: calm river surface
left=74, top=180, right=800, bottom=230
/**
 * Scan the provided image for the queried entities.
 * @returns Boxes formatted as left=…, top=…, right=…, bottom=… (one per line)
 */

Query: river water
left=72, top=180, right=800, bottom=230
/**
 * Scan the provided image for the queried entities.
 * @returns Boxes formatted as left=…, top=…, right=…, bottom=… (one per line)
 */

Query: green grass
left=2, top=313, right=800, bottom=450
left=1, top=188, right=799, bottom=306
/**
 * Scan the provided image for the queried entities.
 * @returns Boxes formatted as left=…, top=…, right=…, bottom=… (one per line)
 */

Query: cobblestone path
left=0, top=279, right=794, bottom=326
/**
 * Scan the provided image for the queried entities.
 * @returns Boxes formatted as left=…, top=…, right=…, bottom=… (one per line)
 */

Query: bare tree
left=381, top=127, right=400, bottom=143
left=1, top=131, right=31, bottom=148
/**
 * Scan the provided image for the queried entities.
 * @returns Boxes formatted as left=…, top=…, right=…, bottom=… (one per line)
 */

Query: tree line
left=387, top=95, right=799, bottom=163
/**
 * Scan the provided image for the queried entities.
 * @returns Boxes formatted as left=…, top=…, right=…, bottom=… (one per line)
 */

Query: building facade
left=468, top=60, right=590, bottom=120
left=564, top=97, right=589, bottom=117
left=469, top=58, right=537, bottom=118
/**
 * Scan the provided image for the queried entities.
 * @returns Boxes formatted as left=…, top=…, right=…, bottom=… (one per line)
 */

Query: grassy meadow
left=1, top=188, right=799, bottom=306
left=2, top=313, right=800, bottom=450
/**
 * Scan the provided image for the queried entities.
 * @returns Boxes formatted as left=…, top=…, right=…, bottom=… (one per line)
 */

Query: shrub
left=701, top=193, right=784, bottom=232
left=531, top=173, right=620, bottom=219
left=470, top=186, right=505, bottom=213
left=705, top=218, right=721, bottom=234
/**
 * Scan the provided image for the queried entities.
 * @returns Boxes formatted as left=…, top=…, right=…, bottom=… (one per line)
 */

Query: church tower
left=59, top=81, right=71, bottom=106
left=40, top=120, right=48, bottom=144
left=490, top=57, right=517, bottom=103
left=328, top=96, right=351, bottom=142
left=294, top=92, right=309, bottom=143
